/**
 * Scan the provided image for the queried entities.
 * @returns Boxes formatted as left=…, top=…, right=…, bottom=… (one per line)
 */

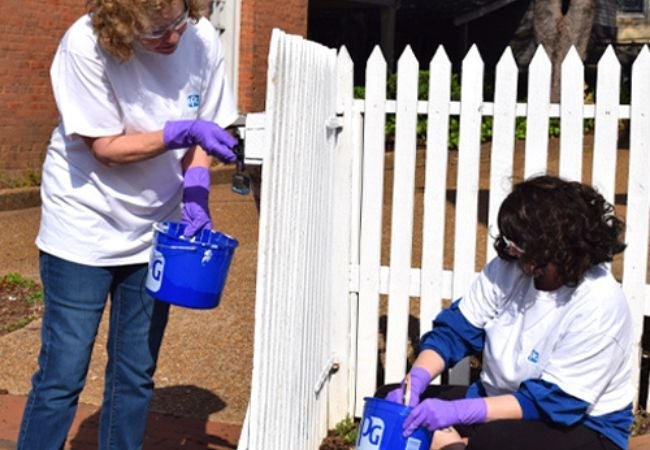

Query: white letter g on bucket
left=357, top=415, right=384, bottom=449
left=146, top=249, right=165, bottom=293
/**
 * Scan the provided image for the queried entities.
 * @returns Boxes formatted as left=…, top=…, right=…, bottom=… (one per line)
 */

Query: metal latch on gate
left=326, top=114, right=343, bottom=131
left=313, top=356, right=340, bottom=395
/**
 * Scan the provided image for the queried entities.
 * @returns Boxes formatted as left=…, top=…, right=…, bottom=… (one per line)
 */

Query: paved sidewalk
left=0, top=393, right=241, bottom=449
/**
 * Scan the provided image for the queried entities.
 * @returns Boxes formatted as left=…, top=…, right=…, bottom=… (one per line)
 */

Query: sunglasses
left=501, top=235, right=525, bottom=255
left=140, top=0, right=189, bottom=40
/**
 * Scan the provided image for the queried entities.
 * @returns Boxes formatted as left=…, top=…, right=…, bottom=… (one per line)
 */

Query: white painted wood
left=364, top=99, right=630, bottom=119
left=385, top=46, right=420, bottom=383
left=622, top=46, right=650, bottom=410
left=487, top=47, right=518, bottom=262
left=420, top=46, right=452, bottom=351
left=355, top=46, right=387, bottom=416
left=452, top=45, right=484, bottom=299
left=242, top=29, right=339, bottom=449
left=524, top=45, right=552, bottom=177
left=327, top=45, right=355, bottom=427
left=559, top=46, right=584, bottom=181
left=450, top=45, right=484, bottom=385
left=592, top=46, right=621, bottom=205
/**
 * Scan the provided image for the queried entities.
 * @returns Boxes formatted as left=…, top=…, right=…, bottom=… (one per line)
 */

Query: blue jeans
left=18, top=252, right=170, bottom=450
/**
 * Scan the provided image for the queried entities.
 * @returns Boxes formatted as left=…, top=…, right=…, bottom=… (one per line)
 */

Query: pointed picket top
left=430, top=44, right=451, bottom=68
left=365, top=46, right=387, bottom=101
left=597, top=45, right=620, bottom=71
left=632, top=45, right=650, bottom=80
left=367, top=45, right=387, bottom=73
left=462, top=44, right=483, bottom=68
left=496, top=46, right=517, bottom=74
left=530, top=44, right=551, bottom=71
left=460, top=44, right=484, bottom=93
left=397, top=44, right=418, bottom=69
left=428, top=45, right=451, bottom=115
left=429, top=45, right=451, bottom=96
left=561, top=46, right=582, bottom=73
left=338, top=45, right=352, bottom=65
left=336, top=46, right=354, bottom=112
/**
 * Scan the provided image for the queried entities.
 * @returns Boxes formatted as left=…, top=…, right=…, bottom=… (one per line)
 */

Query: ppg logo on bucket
left=356, top=415, right=384, bottom=449
left=146, top=249, right=165, bottom=293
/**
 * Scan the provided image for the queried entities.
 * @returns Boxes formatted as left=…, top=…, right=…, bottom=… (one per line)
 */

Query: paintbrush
left=403, top=373, right=411, bottom=406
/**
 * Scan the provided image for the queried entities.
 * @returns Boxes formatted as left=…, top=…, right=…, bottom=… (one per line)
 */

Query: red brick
left=0, top=0, right=309, bottom=181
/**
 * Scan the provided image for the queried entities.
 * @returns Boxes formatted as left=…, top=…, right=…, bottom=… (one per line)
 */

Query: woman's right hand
left=164, top=120, right=238, bottom=163
left=385, top=367, right=432, bottom=407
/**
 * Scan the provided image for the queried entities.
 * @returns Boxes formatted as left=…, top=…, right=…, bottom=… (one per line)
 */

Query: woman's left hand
left=402, top=398, right=487, bottom=437
left=181, top=167, right=212, bottom=236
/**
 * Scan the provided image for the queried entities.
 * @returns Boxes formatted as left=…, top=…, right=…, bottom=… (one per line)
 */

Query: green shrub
left=356, top=70, right=597, bottom=149
left=333, top=415, right=358, bottom=446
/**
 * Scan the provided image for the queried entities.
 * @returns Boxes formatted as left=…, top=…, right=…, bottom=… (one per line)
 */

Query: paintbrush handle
left=403, top=373, right=411, bottom=406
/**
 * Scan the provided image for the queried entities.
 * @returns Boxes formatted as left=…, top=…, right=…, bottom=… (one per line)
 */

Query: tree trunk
left=533, top=0, right=596, bottom=101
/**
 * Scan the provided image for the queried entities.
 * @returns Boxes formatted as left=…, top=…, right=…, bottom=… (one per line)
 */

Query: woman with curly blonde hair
left=18, top=1, right=238, bottom=448
left=378, top=175, right=633, bottom=450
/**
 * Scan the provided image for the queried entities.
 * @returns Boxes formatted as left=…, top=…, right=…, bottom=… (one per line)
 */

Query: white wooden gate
left=239, top=29, right=650, bottom=449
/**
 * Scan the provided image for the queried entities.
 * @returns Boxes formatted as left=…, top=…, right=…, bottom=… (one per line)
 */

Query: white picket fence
left=238, top=29, right=650, bottom=449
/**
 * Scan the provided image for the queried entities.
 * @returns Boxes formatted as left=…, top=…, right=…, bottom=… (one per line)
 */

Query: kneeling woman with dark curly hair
left=380, top=175, right=633, bottom=450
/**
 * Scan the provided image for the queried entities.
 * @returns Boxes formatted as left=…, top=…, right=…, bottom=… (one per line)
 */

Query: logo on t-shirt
left=188, top=94, right=200, bottom=108
left=527, top=349, right=540, bottom=363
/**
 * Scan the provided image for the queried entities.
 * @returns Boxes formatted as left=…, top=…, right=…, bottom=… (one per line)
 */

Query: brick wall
left=238, top=0, right=308, bottom=113
left=0, top=0, right=308, bottom=183
left=0, top=0, right=84, bottom=184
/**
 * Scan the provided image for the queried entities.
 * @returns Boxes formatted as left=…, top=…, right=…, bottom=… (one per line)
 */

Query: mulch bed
left=0, top=275, right=43, bottom=337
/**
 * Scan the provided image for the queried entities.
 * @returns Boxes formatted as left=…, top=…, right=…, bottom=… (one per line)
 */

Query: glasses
left=501, top=235, right=525, bottom=255
left=140, top=1, right=189, bottom=40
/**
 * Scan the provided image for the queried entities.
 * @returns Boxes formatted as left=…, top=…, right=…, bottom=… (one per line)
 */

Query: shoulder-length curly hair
left=87, top=0, right=204, bottom=62
left=494, top=175, right=626, bottom=286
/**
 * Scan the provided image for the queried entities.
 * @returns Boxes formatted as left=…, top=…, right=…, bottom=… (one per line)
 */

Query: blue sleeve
left=419, top=299, right=485, bottom=369
left=513, top=379, right=590, bottom=425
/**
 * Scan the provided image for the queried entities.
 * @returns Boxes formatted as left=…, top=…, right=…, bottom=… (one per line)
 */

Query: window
left=618, top=0, right=645, bottom=13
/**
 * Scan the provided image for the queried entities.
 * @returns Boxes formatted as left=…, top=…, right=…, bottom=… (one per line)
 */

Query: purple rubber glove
left=181, top=167, right=212, bottom=237
left=403, top=398, right=487, bottom=437
left=385, top=367, right=432, bottom=407
left=163, top=120, right=238, bottom=163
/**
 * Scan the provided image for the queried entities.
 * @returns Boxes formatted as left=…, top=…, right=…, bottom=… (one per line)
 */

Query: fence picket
left=356, top=46, right=388, bottom=414
left=592, top=46, right=621, bottom=204
left=524, top=45, right=552, bottom=177
left=559, top=46, right=585, bottom=181
left=420, top=46, right=452, bottom=349
left=385, top=46, right=420, bottom=383
left=329, top=45, right=356, bottom=425
left=622, top=46, right=650, bottom=416
left=451, top=45, right=484, bottom=384
left=487, top=47, right=518, bottom=262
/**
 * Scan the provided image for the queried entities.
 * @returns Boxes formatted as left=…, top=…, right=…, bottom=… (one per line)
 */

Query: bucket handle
left=153, top=222, right=234, bottom=250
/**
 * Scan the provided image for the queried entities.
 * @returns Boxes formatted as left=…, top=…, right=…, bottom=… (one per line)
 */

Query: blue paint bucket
left=145, top=222, right=238, bottom=309
left=356, top=397, right=433, bottom=450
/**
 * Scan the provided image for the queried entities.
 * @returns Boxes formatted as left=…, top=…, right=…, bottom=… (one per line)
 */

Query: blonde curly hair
left=87, top=0, right=204, bottom=62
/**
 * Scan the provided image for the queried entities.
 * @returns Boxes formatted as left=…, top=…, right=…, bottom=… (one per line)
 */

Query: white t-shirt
left=37, top=15, right=238, bottom=266
left=459, top=258, right=634, bottom=417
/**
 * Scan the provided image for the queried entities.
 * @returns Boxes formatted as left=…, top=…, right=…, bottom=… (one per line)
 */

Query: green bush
left=333, top=415, right=358, bottom=446
left=356, top=70, right=596, bottom=149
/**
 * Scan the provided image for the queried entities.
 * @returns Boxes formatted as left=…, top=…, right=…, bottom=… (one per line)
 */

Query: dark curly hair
left=87, top=0, right=203, bottom=62
left=493, top=175, right=626, bottom=286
